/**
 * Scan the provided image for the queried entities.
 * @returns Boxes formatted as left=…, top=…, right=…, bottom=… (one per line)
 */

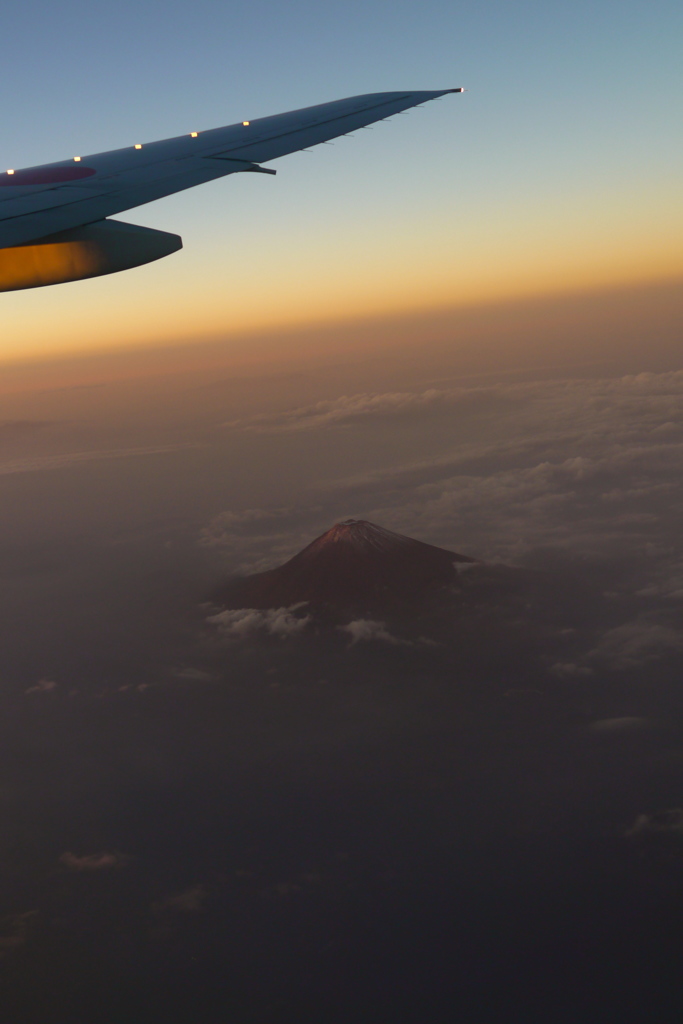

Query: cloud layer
left=226, top=388, right=473, bottom=433
left=0, top=443, right=201, bottom=477
left=207, top=368, right=683, bottom=671
left=213, top=369, right=683, bottom=571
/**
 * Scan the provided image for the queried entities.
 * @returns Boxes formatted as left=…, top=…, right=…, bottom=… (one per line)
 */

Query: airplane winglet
left=206, top=155, right=276, bottom=175
left=243, top=164, right=277, bottom=175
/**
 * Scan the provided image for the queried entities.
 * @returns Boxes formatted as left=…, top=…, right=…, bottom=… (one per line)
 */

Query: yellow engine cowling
left=0, top=219, right=182, bottom=292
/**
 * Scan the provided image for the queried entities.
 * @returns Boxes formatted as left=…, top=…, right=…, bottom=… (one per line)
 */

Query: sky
left=0, top=0, right=681, bottom=364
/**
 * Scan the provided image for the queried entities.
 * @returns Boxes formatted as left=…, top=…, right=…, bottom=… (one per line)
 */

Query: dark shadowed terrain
left=1, top=297, right=682, bottom=1022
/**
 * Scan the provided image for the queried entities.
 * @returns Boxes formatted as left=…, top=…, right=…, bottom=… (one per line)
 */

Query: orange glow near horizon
left=2, top=276, right=682, bottom=401
left=0, top=175, right=681, bottom=367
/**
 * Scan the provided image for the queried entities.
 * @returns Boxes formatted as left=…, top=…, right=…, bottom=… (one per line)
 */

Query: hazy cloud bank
left=0, top=420, right=58, bottom=440
left=227, top=371, right=683, bottom=439
left=317, top=370, right=683, bottom=573
left=0, top=443, right=202, bottom=477
left=214, top=370, right=683, bottom=571
left=225, top=388, right=485, bottom=433
left=204, top=369, right=683, bottom=675
left=200, top=506, right=324, bottom=574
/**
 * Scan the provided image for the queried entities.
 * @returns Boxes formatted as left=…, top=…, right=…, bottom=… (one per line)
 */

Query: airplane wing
left=0, top=90, right=462, bottom=290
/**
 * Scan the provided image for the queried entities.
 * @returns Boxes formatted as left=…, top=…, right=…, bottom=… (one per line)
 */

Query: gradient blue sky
left=1, top=0, right=681, bottom=361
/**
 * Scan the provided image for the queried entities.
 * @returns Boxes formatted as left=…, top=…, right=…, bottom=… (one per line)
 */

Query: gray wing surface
left=0, top=91, right=461, bottom=249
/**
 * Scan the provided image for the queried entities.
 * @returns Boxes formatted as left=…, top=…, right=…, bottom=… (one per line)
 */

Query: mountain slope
left=214, top=519, right=477, bottom=616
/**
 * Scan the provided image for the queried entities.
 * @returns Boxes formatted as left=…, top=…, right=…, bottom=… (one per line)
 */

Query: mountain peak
left=303, top=519, right=415, bottom=555
left=214, top=520, right=477, bottom=618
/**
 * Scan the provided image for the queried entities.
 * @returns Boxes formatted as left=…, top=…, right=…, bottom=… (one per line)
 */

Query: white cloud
left=0, top=912, right=37, bottom=955
left=59, top=851, right=131, bottom=871
left=153, top=885, right=207, bottom=914
left=207, top=605, right=311, bottom=640
left=25, top=678, right=58, bottom=695
left=338, top=619, right=408, bottom=646
left=586, top=618, right=683, bottom=671
left=550, top=662, right=594, bottom=678
left=586, top=717, right=654, bottom=734
left=625, top=809, right=683, bottom=837
left=172, top=667, right=216, bottom=682
left=636, top=558, right=683, bottom=601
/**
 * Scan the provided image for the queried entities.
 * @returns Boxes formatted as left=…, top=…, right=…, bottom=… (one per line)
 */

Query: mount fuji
left=213, top=519, right=478, bottom=617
